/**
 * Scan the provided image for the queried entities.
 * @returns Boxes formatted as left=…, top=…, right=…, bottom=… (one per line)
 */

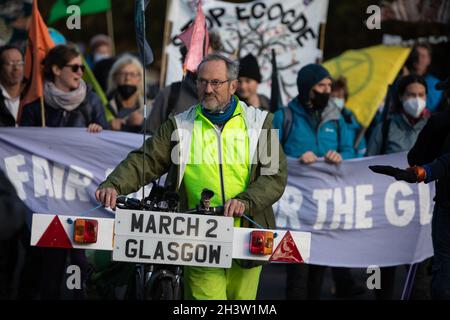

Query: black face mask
left=310, top=90, right=330, bottom=110
left=117, top=85, right=137, bottom=99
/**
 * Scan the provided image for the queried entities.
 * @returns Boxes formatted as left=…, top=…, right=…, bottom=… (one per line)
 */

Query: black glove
left=369, top=165, right=418, bottom=183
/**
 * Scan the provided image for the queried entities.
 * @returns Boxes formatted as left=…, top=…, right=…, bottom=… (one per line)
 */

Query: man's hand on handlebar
left=95, top=187, right=118, bottom=209
left=224, top=199, right=245, bottom=217
left=95, top=186, right=246, bottom=217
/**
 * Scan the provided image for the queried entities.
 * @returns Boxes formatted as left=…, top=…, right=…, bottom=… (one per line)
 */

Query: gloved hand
left=369, top=165, right=425, bottom=183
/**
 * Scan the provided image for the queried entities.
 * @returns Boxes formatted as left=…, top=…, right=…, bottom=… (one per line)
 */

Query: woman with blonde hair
left=106, top=54, right=145, bottom=132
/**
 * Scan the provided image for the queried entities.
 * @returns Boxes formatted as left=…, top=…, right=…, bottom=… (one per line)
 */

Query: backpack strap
left=281, top=107, right=293, bottom=146
left=334, top=119, right=341, bottom=152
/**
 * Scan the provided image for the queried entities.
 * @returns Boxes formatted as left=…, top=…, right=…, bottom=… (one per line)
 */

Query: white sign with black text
left=166, top=0, right=329, bottom=104
left=113, top=209, right=234, bottom=268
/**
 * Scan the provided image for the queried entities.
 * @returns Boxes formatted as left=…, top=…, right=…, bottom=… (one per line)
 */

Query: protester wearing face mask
left=367, top=74, right=429, bottom=156
left=366, top=74, right=430, bottom=300
left=273, top=64, right=354, bottom=300
left=273, top=63, right=354, bottom=165
left=301, top=76, right=368, bottom=300
left=331, top=77, right=366, bottom=158
left=403, top=43, right=443, bottom=113
left=106, top=54, right=145, bottom=132
left=88, top=34, right=113, bottom=66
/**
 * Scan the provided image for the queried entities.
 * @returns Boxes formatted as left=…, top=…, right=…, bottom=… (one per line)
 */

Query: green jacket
left=99, top=100, right=287, bottom=265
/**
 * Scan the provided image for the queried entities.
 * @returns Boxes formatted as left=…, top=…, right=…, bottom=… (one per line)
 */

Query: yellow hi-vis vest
left=182, top=102, right=250, bottom=226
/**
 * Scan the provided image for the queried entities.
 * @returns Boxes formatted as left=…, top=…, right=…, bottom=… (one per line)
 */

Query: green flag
left=81, top=57, right=114, bottom=123
left=48, top=0, right=111, bottom=24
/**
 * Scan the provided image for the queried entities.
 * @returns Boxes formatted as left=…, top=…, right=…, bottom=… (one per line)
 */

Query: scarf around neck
left=201, top=95, right=237, bottom=125
left=44, top=80, right=87, bottom=112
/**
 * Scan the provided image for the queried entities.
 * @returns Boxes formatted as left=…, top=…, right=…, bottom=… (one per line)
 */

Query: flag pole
left=141, top=0, right=147, bottom=202
left=316, top=0, right=329, bottom=64
left=269, top=48, right=282, bottom=113
left=353, top=127, right=366, bottom=150
left=159, top=0, right=172, bottom=89
left=40, top=96, right=46, bottom=127
left=316, top=22, right=326, bottom=63
left=106, top=8, right=116, bottom=56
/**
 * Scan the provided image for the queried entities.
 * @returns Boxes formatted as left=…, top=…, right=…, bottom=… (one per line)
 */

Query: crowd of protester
left=0, top=24, right=448, bottom=301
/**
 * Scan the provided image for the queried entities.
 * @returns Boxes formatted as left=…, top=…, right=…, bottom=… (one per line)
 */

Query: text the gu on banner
left=273, top=155, right=433, bottom=267
left=166, top=0, right=329, bottom=104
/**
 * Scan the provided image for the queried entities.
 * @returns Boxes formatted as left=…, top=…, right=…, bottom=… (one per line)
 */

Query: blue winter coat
left=424, top=74, right=443, bottom=113
left=341, top=108, right=366, bottom=158
left=273, top=98, right=354, bottom=159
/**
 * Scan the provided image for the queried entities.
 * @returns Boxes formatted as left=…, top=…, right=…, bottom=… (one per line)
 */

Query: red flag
left=179, top=0, right=209, bottom=74
left=18, top=0, right=55, bottom=122
left=177, top=23, right=194, bottom=49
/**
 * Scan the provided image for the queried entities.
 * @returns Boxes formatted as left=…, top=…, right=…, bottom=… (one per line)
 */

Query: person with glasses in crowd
left=0, top=45, right=24, bottom=127
left=96, top=53, right=287, bottom=300
left=0, top=45, right=28, bottom=299
left=146, top=31, right=224, bottom=134
left=272, top=64, right=354, bottom=300
left=106, top=54, right=145, bottom=132
left=19, top=44, right=108, bottom=132
left=18, top=44, right=108, bottom=299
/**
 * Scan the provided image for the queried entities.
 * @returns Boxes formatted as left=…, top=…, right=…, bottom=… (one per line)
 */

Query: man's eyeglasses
left=3, top=61, right=24, bottom=68
left=65, top=64, right=85, bottom=73
left=197, top=79, right=231, bottom=89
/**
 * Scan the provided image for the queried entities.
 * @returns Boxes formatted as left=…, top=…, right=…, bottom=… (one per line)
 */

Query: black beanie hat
left=296, top=64, right=331, bottom=106
left=238, top=54, right=262, bottom=83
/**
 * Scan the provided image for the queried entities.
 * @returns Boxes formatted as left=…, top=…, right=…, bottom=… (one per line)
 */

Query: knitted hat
left=89, top=34, right=112, bottom=52
left=238, top=54, right=262, bottom=83
left=296, top=64, right=331, bottom=106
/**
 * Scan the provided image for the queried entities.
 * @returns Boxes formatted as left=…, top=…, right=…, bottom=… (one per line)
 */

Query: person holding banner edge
left=371, top=77, right=450, bottom=299
left=17, top=44, right=109, bottom=299
left=96, top=53, right=287, bottom=300
left=367, top=74, right=433, bottom=300
left=272, top=63, right=354, bottom=299
left=19, top=44, right=108, bottom=131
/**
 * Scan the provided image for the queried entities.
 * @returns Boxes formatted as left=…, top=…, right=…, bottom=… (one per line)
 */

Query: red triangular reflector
left=36, top=215, right=73, bottom=249
left=269, top=230, right=303, bottom=263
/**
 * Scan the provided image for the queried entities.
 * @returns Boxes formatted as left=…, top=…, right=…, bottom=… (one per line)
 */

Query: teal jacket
left=341, top=108, right=366, bottom=158
left=272, top=97, right=354, bottom=159
left=424, top=74, right=443, bottom=113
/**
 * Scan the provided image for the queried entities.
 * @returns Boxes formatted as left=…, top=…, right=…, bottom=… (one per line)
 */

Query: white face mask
left=402, top=97, right=426, bottom=118
left=331, top=97, right=345, bottom=110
